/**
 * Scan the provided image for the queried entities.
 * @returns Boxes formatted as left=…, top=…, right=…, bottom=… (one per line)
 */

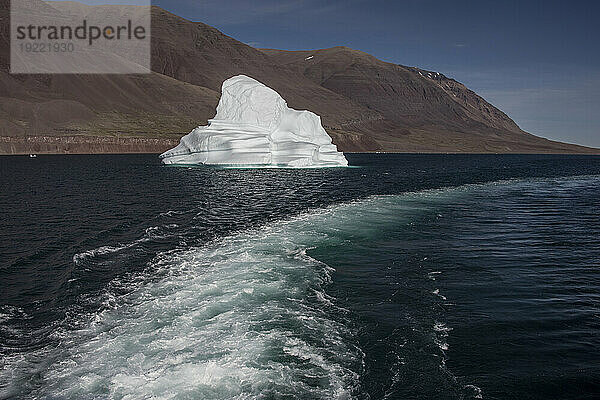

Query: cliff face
left=0, top=1, right=597, bottom=154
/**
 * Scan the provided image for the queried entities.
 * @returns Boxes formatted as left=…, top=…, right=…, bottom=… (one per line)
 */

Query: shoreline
left=0, top=135, right=180, bottom=156
left=1, top=135, right=599, bottom=156
left=3, top=151, right=600, bottom=156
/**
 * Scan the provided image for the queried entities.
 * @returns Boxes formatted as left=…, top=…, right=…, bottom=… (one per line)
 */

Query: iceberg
left=160, top=75, right=348, bottom=167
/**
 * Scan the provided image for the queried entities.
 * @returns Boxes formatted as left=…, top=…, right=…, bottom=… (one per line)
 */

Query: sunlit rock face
left=160, top=75, right=348, bottom=167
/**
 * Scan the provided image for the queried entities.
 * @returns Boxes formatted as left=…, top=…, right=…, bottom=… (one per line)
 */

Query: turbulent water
left=1, top=154, right=600, bottom=399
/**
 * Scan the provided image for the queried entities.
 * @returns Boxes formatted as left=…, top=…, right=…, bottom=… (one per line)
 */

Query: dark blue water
left=1, top=154, right=599, bottom=399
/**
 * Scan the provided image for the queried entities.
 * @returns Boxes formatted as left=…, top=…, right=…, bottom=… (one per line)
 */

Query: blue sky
left=148, top=0, right=600, bottom=147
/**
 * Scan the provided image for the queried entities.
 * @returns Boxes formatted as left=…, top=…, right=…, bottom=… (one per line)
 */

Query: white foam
left=72, top=225, right=178, bottom=266
left=432, top=289, right=447, bottom=300
left=8, top=184, right=528, bottom=398
left=27, top=206, right=376, bottom=398
left=463, top=384, right=483, bottom=399
left=73, top=244, right=132, bottom=265
left=433, top=322, right=451, bottom=352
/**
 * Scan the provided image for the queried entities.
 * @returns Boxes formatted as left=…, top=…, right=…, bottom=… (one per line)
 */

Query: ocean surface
left=1, top=153, right=600, bottom=399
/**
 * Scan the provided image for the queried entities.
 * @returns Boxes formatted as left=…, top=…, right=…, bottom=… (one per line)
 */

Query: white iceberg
left=160, top=75, right=348, bottom=167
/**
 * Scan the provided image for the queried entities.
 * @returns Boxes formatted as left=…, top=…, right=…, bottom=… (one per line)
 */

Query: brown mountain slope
left=0, top=1, right=596, bottom=154
left=261, top=47, right=597, bottom=153
left=261, top=47, right=520, bottom=133
left=0, top=64, right=223, bottom=152
left=0, top=1, right=222, bottom=153
left=149, top=6, right=382, bottom=145
left=0, top=2, right=381, bottom=152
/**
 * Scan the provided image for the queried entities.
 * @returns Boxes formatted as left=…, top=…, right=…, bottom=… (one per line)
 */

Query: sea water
left=1, top=154, right=599, bottom=399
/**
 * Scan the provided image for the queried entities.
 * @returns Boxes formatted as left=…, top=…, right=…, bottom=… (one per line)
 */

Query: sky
left=147, top=0, right=600, bottom=148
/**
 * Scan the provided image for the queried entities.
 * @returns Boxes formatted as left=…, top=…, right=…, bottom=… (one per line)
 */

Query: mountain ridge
left=0, top=1, right=597, bottom=154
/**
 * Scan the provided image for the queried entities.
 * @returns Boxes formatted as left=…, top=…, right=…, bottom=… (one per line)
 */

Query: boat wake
left=7, top=176, right=595, bottom=399
left=6, top=205, right=373, bottom=399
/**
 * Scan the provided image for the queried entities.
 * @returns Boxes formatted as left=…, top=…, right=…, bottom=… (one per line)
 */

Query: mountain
left=0, top=1, right=596, bottom=154
left=0, top=1, right=220, bottom=153
left=260, top=47, right=595, bottom=153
